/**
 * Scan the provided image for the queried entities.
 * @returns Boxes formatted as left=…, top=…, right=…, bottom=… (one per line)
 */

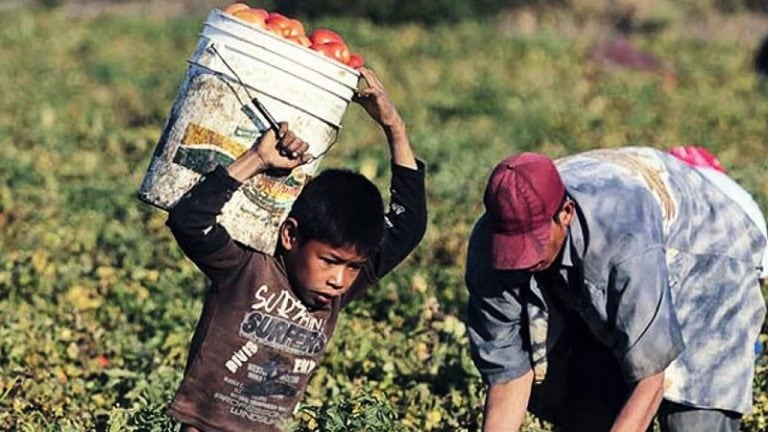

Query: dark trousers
left=657, top=401, right=741, bottom=432
left=530, top=316, right=740, bottom=432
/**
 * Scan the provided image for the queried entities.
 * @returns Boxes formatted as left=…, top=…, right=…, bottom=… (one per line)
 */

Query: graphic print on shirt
left=240, top=310, right=327, bottom=355
left=212, top=283, right=330, bottom=429
left=239, top=284, right=328, bottom=355
left=242, top=354, right=297, bottom=398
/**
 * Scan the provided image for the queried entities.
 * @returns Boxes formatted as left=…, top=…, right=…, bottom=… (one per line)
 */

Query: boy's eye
left=320, top=256, right=347, bottom=267
left=319, top=255, right=366, bottom=270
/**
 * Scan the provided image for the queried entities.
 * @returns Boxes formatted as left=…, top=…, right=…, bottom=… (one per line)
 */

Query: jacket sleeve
left=465, top=216, right=534, bottom=384
left=166, top=165, right=253, bottom=288
left=341, top=160, right=428, bottom=306
left=608, top=247, right=685, bottom=382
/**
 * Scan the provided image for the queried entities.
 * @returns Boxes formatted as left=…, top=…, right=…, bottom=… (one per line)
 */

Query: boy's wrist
left=227, top=150, right=269, bottom=182
left=205, top=164, right=243, bottom=191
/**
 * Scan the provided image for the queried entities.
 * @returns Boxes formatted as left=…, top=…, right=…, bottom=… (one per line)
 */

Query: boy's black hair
left=288, top=169, right=385, bottom=257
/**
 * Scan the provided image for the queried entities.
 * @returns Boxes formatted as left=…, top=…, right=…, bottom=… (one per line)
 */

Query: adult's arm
left=608, top=246, right=684, bottom=380
left=465, top=217, right=537, bottom=430
left=484, top=370, right=534, bottom=432
left=610, top=371, right=665, bottom=432
left=606, top=245, right=685, bottom=429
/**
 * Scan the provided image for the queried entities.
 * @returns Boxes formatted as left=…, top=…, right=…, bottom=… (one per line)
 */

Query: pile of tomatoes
left=223, top=3, right=365, bottom=69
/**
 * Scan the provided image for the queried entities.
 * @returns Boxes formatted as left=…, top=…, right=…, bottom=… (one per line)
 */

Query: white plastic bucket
left=139, top=9, right=360, bottom=253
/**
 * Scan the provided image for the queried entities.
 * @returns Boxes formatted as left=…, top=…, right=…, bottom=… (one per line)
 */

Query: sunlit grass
left=1, top=5, right=766, bottom=431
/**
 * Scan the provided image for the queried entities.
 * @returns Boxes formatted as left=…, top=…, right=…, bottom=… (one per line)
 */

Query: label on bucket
left=139, top=10, right=359, bottom=254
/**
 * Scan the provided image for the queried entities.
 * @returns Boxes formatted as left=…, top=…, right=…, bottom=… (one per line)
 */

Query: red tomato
left=311, top=41, right=351, bottom=64
left=224, top=3, right=250, bottom=15
left=233, top=9, right=267, bottom=27
left=283, top=19, right=305, bottom=38
left=249, top=8, right=269, bottom=21
left=288, top=35, right=312, bottom=47
left=97, top=354, right=110, bottom=368
left=265, top=13, right=292, bottom=36
left=310, top=29, right=344, bottom=46
left=347, top=53, right=365, bottom=69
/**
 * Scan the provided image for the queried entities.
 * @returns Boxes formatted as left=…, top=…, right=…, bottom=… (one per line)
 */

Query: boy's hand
left=256, top=122, right=310, bottom=171
left=227, top=122, right=310, bottom=182
left=353, top=68, right=417, bottom=169
left=353, top=68, right=404, bottom=130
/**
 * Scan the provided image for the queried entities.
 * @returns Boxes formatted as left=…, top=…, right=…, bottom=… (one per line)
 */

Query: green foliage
left=274, top=0, right=510, bottom=24
left=1, top=3, right=767, bottom=431
left=271, top=0, right=768, bottom=26
left=107, top=398, right=177, bottom=432
left=294, top=391, right=404, bottom=432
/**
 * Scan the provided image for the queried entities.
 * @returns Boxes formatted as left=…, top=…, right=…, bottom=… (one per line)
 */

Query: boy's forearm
left=167, top=166, right=241, bottom=258
left=226, top=149, right=269, bottom=182
left=383, top=119, right=417, bottom=170
left=365, top=159, right=426, bottom=280
left=226, top=124, right=309, bottom=182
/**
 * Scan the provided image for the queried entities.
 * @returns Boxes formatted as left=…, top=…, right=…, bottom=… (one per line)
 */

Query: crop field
left=1, top=2, right=768, bottom=431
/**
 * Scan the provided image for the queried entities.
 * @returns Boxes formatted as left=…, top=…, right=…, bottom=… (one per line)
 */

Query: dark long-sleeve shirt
left=166, top=161, right=426, bottom=432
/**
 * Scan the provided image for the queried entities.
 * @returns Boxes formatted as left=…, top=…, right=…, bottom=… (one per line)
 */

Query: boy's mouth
left=313, top=292, right=334, bottom=306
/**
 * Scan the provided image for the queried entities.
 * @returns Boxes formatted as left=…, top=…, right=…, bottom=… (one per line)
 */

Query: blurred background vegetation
left=1, top=0, right=768, bottom=430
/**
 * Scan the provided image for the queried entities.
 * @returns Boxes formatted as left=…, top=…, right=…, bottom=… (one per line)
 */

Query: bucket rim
left=195, top=39, right=354, bottom=101
left=187, top=60, right=347, bottom=130
left=206, top=9, right=361, bottom=85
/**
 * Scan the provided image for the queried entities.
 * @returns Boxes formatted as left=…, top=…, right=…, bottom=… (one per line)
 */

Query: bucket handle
left=208, top=44, right=282, bottom=134
left=206, top=43, right=335, bottom=165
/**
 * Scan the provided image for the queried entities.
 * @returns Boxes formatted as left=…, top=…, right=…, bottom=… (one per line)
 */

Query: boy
left=166, top=68, right=426, bottom=431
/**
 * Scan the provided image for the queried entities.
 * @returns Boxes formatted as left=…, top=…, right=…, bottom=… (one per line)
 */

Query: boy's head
left=278, top=168, right=385, bottom=309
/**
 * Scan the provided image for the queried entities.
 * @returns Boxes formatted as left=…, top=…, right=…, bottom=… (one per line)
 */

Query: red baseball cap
left=484, top=152, right=565, bottom=270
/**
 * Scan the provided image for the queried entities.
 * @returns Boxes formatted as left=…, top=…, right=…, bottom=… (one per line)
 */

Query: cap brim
left=490, top=223, right=550, bottom=270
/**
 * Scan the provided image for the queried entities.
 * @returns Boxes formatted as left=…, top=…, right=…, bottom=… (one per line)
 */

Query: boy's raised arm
left=167, top=124, right=309, bottom=278
left=343, top=69, right=427, bottom=304
left=354, top=67, right=417, bottom=170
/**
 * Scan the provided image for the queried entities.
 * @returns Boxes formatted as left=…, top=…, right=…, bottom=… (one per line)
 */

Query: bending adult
left=465, top=146, right=767, bottom=432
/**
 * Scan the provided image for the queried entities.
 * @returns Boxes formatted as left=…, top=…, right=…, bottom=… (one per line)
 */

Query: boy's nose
left=327, top=268, right=345, bottom=289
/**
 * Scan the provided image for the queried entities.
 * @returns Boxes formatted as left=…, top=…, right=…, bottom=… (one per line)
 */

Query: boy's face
left=280, top=219, right=368, bottom=310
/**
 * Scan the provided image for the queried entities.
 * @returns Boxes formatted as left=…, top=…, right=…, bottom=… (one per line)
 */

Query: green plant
left=0, top=4, right=766, bottom=431
left=274, top=0, right=510, bottom=24
left=294, top=391, right=405, bottom=432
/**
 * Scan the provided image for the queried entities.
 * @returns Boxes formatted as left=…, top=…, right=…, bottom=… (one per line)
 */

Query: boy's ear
left=279, top=217, right=299, bottom=251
